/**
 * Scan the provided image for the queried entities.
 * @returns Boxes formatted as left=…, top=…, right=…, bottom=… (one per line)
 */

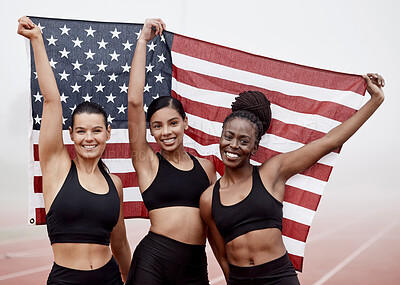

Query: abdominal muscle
left=52, top=243, right=112, bottom=270
left=149, top=206, right=207, bottom=245
left=226, top=228, right=287, bottom=267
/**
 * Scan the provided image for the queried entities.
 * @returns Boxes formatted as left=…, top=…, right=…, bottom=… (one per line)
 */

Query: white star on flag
left=85, top=26, right=96, bottom=37
left=97, top=39, right=108, bottom=49
left=60, top=25, right=71, bottom=35
left=47, top=35, right=58, bottom=46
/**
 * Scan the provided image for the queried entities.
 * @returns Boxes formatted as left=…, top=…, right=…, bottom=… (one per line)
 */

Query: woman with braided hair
left=200, top=75, right=384, bottom=284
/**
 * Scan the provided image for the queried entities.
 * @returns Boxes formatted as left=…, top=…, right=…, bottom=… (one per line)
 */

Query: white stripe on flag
left=283, top=201, right=316, bottom=226
left=282, top=235, right=305, bottom=256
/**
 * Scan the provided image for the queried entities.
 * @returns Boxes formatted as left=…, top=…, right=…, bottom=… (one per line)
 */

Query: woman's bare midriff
left=52, top=243, right=112, bottom=270
left=149, top=206, right=207, bottom=245
left=226, top=228, right=287, bottom=266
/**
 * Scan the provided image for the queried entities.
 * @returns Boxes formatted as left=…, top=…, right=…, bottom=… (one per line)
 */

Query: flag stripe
left=171, top=34, right=366, bottom=95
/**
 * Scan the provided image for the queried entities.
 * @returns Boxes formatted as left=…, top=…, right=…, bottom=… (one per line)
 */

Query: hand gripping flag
left=27, top=16, right=367, bottom=271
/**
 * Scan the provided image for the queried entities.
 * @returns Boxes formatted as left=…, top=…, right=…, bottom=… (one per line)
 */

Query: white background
left=0, top=0, right=399, bottom=274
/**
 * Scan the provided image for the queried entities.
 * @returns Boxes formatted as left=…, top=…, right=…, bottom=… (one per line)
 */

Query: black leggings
left=227, top=252, right=300, bottom=285
left=125, top=231, right=209, bottom=285
left=47, top=256, right=123, bottom=285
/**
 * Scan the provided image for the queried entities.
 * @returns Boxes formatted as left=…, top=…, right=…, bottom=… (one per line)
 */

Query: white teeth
left=163, top=138, right=175, bottom=143
left=226, top=152, right=239, bottom=158
left=83, top=145, right=96, bottom=149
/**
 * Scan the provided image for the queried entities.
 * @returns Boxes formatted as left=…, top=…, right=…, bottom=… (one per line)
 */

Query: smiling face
left=69, top=113, right=111, bottom=160
left=149, top=107, right=188, bottom=152
left=220, top=117, right=258, bottom=169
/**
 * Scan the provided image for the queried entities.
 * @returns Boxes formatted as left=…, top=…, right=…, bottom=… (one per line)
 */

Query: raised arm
left=127, top=19, right=165, bottom=180
left=263, top=74, right=385, bottom=195
left=18, top=16, right=68, bottom=169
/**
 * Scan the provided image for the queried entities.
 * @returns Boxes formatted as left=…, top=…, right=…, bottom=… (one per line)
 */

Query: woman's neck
left=160, top=146, right=189, bottom=164
left=73, top=156, right=100, bottom=174
left=221, top=163, right=254, bottom=188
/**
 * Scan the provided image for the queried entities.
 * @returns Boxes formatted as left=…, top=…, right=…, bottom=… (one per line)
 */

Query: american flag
left=27, top=16, right=367, bottom=271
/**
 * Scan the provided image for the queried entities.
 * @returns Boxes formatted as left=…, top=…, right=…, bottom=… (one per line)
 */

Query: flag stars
left=143, top=104, right=148, bottom=113
left=119, top=83, right=128, bottom=93
left=135, top=29, right=141, bottom=39
left=117, top=104, right=127, bottom=114
left=84, top=49, right=96, bottom=60
left=143, top=83, right=152, bottom=92
left=97, top=39, right=108, bottom=49
left=82, top=93, right=92, bottom=102
left=49, top=58, right=57, bottom=68
left=60, top=93, right=69, bottom=103
left=109, top=51, right=120, bottom=61
left=34, top=114, right=42, bottom=124
left=107, top=115, right=115, bottom=124
left=72, top=37, right=83, bottom=48
left=47, top=35, right=58, bottom=46
left=106, top=93, right=116, bottom=103
left=70, top=104, right=77, bottom=114
left=147, top=41, right=157, bottom=51
left=108, top=73, right=118, bottom=82
left=59, top=70, right=70, bottom=81
left=60, top=25, right=71, bottom=35
left=84, top=72, right=94, bottom=82
left=110, top=28, right=121, bottom=39
left=97, top=61, right=108, bottom=72
left=95, top=83, right=106, bottom=92
left=59, top=48, right=70, bottom=58
left=122, top=40, right=133, bottom=50
left=155, top=73, right=164, bottom=83
left=72, top=60, right=82, bottom=70
left=153, top=94, right=160, bottom=100
left=160, top=34, right=166, bottom=43
left=33, top=92, right=43, bottom=102
left=157, top=53, right=166, bottom=63
left=121, top=63, right=131, bottom=73
left=62, top=117, right=68, bottom=125
left=85, top=26, right=96, bottom=37
left=33, top=72, right=38, bottom=79
left=145, top=63, right=154, bottom=73
left=37, top=23, right=45, bottom=33
left=71, top=82, right=81, bottom=93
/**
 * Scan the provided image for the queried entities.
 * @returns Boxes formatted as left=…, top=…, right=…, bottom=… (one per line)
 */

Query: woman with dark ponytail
left=18, top=16, right=131, bottom=284
left=200, top=76, right=385, bottom=284
left=125, top=19, right=216, bottom=284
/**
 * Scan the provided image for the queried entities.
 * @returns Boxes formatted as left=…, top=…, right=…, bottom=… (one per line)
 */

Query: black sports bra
left=141, top=153, right=210, bottom=211
left=212, top=166, right=283, bottom=244
left=46, top=161, right=120, bottom=245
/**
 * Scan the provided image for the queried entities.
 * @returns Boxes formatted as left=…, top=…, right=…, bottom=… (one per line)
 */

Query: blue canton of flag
left=29, top=16, right=174, bottom=130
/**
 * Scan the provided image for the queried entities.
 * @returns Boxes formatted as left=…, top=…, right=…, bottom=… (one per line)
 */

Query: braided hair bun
left=223, top=91, right=272, bottom=144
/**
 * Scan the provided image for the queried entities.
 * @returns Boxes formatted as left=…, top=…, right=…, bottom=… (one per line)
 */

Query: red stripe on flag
left=35, top=208, right=46, bottom=225
left=288, top=253, right=303, bottom=273
left=172, top=34, right=367, bottom=95
left=34, top=176, right=42, bottom=193
left=282, top=218, right=310, bottom=243
left=114, top=172, right=138, bottom=188
left=284, top=185, right=322, bottom=211
left=172, top=90, right=231, bottom=122
left=123, top=201, right=149, bottom=219
left=173, top=66, right=359, bottom=123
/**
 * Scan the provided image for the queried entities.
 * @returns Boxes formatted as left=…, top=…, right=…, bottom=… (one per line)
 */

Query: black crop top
left=141, top=152, right=210, bottom=211
left=45, top=161, right=120, bottom=246
left=212, top=166, right=283, bottom=244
